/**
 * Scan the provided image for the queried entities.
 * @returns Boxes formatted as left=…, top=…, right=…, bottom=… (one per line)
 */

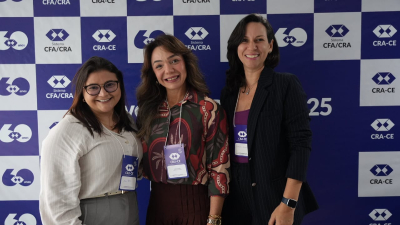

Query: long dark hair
left=67, top=56, right=135, bottom=136
left=226, top=13, right=280, bottom=91
left=136, top=34, right=209, bottom=140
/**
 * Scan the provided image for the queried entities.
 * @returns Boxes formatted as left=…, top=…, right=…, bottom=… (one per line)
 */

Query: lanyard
left=164, top=93, right=188, bottom=146
left=104, top=125, right=139, bottom=159
left=233, top=90, right=241, bottom=128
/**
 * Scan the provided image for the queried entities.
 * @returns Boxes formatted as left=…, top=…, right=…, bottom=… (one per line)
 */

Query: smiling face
left=151, top=46, right=187, bottom=94
left=237, top=22, right=274, bottom=72
left=82, top=70, right=121, bottom=119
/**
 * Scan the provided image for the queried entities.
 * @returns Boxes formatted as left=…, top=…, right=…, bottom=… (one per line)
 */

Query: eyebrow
left=85, top=80, right=116, bottom=86
left=243, top=35, right=266, bottom=38
left=153, top=54, right=179, bottom=65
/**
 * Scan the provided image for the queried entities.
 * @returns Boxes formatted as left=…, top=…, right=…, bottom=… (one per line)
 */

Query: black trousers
left=222, top=162, right=256, bottom=225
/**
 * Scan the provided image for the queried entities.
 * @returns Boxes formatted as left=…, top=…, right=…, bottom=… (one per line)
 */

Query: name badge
left=119, top=155, right=138, bottom=191
left=164, top=143, right=189, bottom=179
left=234, top=125, right=248, bottom=157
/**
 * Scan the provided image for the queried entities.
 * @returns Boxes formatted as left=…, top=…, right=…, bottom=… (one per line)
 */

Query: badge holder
left=233, top=91, right=249, bottom=158
left=234, top=125, right=248, bottom=157
left=119, top=155, right=139, bottom=191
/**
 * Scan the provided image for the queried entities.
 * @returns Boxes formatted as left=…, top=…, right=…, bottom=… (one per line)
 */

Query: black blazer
left=221, top=67, right=318, bottom=224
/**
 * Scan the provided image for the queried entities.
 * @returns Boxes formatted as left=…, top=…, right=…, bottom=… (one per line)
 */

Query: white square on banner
left=34, top=17, right=82, bottom=64
left=80, top=0, right=127, bottom=17
left=37, top=110, right=68, bottom=154
left=0, top=64, right=37, bottom=111
left=359, top=152, right=400, bottom=197
left=173, top=0, right=219, bottom=15
left=0, top=0, right=33, bottom=17
left=314, top=12, right=361, bottom=61
left=360, top=59, right=400, bottom=106
left=219, top=14, right=266, bottom=62
left=0, top=156, right=40, bottom=200
left=127, top=16, right=174, bottom=63
left=362, top=0, right=400, bottom=12
left=267, top=0, right=313, bottom=14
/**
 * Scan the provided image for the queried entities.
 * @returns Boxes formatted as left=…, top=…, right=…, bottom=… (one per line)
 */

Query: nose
left=249, top=40, right=257, bottom=49
left=164, top=63, right=174, bottom=74
left=98, top=86, right=108, bottom=96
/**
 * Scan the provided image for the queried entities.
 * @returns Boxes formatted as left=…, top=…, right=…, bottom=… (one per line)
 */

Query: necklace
left=242, top=81, right=258, bottom=95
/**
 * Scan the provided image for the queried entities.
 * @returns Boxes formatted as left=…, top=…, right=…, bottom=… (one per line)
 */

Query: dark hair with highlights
left=67, top=56, right=135, bottom=136
left=226, top=13, right=280, bottom=91
left=136, top=34, right=209, bottom=140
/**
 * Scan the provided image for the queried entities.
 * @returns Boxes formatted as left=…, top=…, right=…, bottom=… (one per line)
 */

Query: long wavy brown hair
left=136, top=34, right=209, bottom=140
left=67, top=56, right=135, bottom=136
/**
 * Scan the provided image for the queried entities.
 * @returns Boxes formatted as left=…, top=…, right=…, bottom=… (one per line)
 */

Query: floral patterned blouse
left=142, top=89, right=230, bottom=196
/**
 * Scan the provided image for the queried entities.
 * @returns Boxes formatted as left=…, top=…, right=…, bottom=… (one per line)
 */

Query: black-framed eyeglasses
left=84, top=80, right=119, bottom=96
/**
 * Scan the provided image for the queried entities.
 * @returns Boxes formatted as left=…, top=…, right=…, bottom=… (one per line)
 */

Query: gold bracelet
left=208, top=215, right=222, bottom=219
left=207, top=218, right=221, bottom=225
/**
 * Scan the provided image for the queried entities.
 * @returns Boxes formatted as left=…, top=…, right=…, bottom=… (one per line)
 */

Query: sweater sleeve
left=39, top=117, right=86, bottom=225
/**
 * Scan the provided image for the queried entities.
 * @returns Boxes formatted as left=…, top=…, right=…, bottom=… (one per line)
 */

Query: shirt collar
left=159, top=88, right=205, bottom=110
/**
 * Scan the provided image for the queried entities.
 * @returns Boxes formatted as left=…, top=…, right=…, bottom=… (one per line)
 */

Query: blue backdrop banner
left=0, top=0, right=399, bottom=224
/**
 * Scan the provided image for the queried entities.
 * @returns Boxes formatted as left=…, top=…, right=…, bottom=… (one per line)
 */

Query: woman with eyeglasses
left=39, top=56, right=142, bottom=225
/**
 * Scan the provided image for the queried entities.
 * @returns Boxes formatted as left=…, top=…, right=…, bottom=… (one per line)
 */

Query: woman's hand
left=268, top=202, right=295, bottom=225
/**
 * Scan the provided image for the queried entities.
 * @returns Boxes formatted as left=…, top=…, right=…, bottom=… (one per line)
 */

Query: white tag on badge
left=235, top=143, right=249, bottom=157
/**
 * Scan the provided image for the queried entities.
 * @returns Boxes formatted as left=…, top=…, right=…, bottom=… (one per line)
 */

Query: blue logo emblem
left=185, top=27, right=209, bottom=40
left=125, top=164, right=134, bottom=172
left=371, top=119, right=395, bottom=131
left=134, top=30, right=165, bottom=49
left=92, top=29, right=116, bottom=42
left=373, top=25, right=397, bottom=38
left=372, top=72, right=396, bottom=85
left=0, top=77, right=30, bottom=96
left=2, top=168, right=34, bottom=186
left=370, top=164, right=393, bottom=176
left=283, top=36, right=296, bottom=44
left=0, top=124, right=32, bottom=143
left=169, top=153, right=180, bottom=160
left=238, top=131, right=247, bottom=138
left=4, top=213, right=37, bottom=225
left=0, top=31, right=28, bottom=51
left=47, top=75, right=71, bottom=88
left=46, top=29, right=69, bottom=41
left=325, top=25, right=349, bottom=37
left=369, top=209, right=392, bottom=221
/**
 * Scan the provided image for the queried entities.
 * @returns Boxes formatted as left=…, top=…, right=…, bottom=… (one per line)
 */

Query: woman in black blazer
left=220, top=14, right=318, bottom=225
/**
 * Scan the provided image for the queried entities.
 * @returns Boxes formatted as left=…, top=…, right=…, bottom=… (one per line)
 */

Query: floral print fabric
left=142, top=90, right=230, bottom=196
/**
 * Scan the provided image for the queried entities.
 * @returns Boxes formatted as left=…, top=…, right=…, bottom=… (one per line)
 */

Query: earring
left=156, top=80, right=159, bottom=85
left=83, top=98, right=86, bottom=102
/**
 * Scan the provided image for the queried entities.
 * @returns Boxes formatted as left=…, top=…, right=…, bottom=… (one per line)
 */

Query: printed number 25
left=307, top=98, right=332, bottom=116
